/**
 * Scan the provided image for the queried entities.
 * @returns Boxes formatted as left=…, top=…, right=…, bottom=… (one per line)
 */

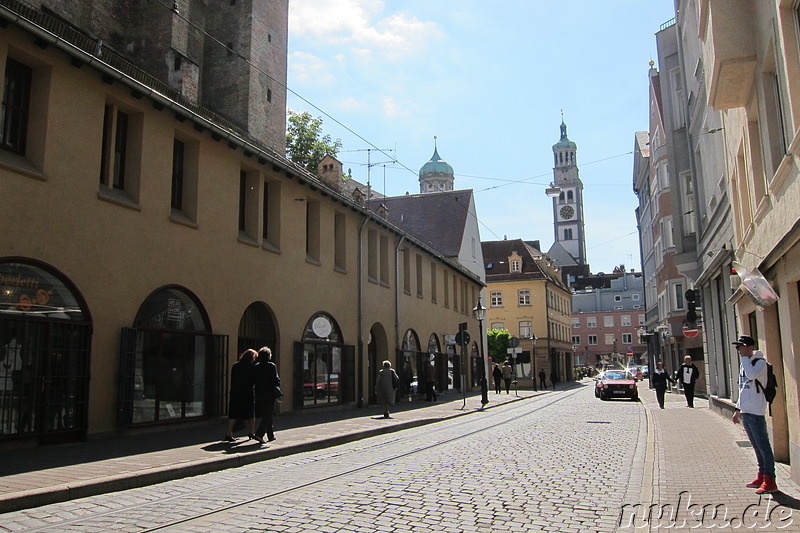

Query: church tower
left=419, top=138, right=454, bottom=193
left=551, top=121, right=587, bottom=266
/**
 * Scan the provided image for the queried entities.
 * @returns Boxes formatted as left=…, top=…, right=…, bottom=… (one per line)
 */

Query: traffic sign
left=507, top=347, right=521, bottom=354
left=454, top=330, right=470, bottom=345
left=626, top=349, right=633, bottom=357
left=509, top=336, right=520, bottom=348
left=683, top=325, right=700, bottom=338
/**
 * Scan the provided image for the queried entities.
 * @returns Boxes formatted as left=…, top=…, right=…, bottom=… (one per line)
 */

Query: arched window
left=567, top=190, right=574, bottom=201
left=296, top=312, right=353, bottom=407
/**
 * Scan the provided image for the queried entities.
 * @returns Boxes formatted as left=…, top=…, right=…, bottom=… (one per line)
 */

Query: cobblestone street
left=0, top=386, right=646, bottom=532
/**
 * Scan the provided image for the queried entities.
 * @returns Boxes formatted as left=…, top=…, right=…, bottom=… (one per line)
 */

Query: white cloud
left=288, top=51, right=333, bottom=85
left=289, top=0, right=442, bottom=60
left=340, top=97, right=366, bottom=111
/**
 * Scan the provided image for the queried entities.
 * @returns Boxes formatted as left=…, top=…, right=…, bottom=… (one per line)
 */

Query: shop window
left=295, top=313, right=354, bottom=407
left=0, top=260, right=91, bottom=441
left=118, top=286, right=226, bottom=426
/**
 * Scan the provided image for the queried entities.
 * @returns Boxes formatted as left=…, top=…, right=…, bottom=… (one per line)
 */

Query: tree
left=487, top=329, right=511, bottom=365
left=285, top=111, right=342, bottom=174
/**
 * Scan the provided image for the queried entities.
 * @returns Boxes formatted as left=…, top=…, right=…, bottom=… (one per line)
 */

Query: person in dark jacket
left=651, top=361, right=674, bottom=409
left=224, top=349, right=258, bottom=443
left=375, top=360, right=399, bottom=418
left=254, top=346, right=280, bottom=442
left=538, top=369, right=547, bottom=390
left=492, top=364, right=502, bottom=394
left=679, top=355, right=700, bottom=407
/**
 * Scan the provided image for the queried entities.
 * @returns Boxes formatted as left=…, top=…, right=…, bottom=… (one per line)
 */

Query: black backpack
left=752, top=358, right=777, bottom=412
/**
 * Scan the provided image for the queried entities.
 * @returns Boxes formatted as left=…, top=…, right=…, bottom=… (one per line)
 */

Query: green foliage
left=487, top=329, right=511, bottom=364
left=285, top=111, right=343, bottom=174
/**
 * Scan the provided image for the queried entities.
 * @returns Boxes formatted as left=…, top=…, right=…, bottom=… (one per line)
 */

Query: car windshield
left=604, top=371, right=627, bottom=380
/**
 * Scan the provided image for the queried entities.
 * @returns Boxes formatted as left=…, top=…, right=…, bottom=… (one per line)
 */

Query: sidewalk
left=632, top=383, right=800, bottom=531
left=0, top=390, right=533, bottom=514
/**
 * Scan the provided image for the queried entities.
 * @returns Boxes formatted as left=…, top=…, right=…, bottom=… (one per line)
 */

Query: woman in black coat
left=254, top=346, right=280, bottom=442
left=652, top=361, right=674, bottom=409
left=224, top=349, right=258, bottom=443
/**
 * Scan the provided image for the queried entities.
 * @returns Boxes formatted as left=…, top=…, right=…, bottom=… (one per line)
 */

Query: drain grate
left=587, top=421, right=611, bottom=424
left=736, top=440, right=753, bottom=448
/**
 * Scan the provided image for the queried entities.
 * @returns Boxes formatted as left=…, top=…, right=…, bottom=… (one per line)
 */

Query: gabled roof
left=368, top=190, right=473, bottom=258
left=547, top=242, right=579, bottom=268
left=482, top=239, right=565, bottom=288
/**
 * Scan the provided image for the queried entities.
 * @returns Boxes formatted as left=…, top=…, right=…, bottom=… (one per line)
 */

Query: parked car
left=628, top=366, right=643, bottom=381
left=596, top=370, right=639, bottom=401
left=641, top=365, right=649, bottom=378
left=593, top=372, right=605, bottom=398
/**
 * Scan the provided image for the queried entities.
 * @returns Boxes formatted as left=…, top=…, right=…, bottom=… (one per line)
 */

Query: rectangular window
left=416, top=254, right=423, bottom=298
left=452, top=276, right=458, bottom=312
left=588, top=335, right=598, bottom=345
left=491, top=291, right=503, bottom=307
left=604, top=316, right=614, bottom=328
left=674, top=282, right=685, bottom=310
left=518, top=289, right=531, bottom=305
left=403, top=248, right=411, bottom=294
left=621, top=315, right=631, bottom=327
left=572, top=335, right=580, bottom=346
left=306, top=200, right=320, bottom=262
left=334, top=212, right=346, bottom=271
left=443, top=270, right=449, bottom=308
left=367, top=229, right=378, bottom=281
left=171, top=139, right=184, bottom=210
left=632, top=293, right=640, bottom=301
left=639, top=314, right=645, bottom=326
left=572, top=318, right=580, bottom=328
left=0, top=58, right=31, bottom=154
left=614, top=295, right=622, bottom=302
left=587, top=317, right=597, bottom=328
left=262, top=181, right=280, bottom=248
left=622, top=333, right=633, bottom=344
left=511, top=260, right=520, bottom=272
left=491, top=323, right=505, bottom=330
left=238, top=171, right=247, bottom=232
left=519, top=321, right=532, bottom=339
left=379, top=235, right=389, bottom=285
left=430, top=262, right=437, bottom=303
left=604, top=334, right=616, bottom=345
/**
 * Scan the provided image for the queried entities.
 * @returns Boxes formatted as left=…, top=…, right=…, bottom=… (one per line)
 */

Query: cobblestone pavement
left=0, top=385, right=647, bottom=532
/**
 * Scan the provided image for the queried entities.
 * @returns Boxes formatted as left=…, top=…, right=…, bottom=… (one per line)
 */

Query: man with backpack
left=731, top=335, right=777, bottom=494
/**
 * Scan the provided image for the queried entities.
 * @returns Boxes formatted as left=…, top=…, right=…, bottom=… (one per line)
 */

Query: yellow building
left=0, top=2, right=483, bottom=446
left=481, top=240, right=573, bottom=387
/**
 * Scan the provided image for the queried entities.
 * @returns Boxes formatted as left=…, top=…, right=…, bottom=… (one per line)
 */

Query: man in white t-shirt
left=678, top=355, right=699, bottom=407
left=731, top=335, right=777, bottom=494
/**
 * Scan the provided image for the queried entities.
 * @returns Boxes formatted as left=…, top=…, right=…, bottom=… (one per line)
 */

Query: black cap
left=732, top=335, right=756, bottom=346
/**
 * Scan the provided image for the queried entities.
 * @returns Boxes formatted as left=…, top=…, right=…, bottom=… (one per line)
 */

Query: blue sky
left=287, top=1, right=676, bottom=274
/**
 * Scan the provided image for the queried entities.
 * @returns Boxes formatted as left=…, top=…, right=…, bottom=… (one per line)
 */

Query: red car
left=596, top=370, right=639, bottom=401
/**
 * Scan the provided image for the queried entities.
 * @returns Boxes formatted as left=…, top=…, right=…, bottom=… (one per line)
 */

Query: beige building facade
left=0, top=2, right=483, bottom=446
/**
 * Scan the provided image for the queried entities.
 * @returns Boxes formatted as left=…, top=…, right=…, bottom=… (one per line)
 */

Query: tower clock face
left=559, top=205, right=575, bottom=219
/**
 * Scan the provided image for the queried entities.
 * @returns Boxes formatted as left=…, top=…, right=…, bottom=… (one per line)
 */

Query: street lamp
left=473, top=299, right=489, bottom=407
left=527, top=335, right=538, bottom=391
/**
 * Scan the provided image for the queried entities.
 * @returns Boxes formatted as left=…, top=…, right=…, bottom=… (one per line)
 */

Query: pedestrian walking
left=254, top=346, right=280, bottom=442
left=424, top=361, right=437, bottom=401
left=224, top=349, right=259, bottom=444
left=538, top=369, right=547, bottom=390
left=375, top=360, right=399, bottom=418
left=550, top=369, right=558, bottom=389
left=492, top=363, right=502, bottom=394
left=731, top=335, right=777, bottom=494
left=679, top=355, right=700, bottom=407
left=502, top=361, right=513, bottom=394
left=651, top=361, right=674, bottom=409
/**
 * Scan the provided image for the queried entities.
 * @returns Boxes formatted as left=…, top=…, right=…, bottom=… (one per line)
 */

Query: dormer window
left=511, top=260, right=520, bottom=272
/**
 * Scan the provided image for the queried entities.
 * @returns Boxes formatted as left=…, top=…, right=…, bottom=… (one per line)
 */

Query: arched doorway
left=367, top=323, right=388, bottom=405
left=294, top=312, right=354, bottom=408
left=118, top=286, right=228, bottom=426
left=0, top=258, right=91, bottom=444
left=237, top=302, right=278, bottom=365
left=401, top=329, right=422, bottom=398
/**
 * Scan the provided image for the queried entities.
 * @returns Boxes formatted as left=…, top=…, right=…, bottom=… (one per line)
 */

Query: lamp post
left=528, top=335, right=538, bottom=391
left=473, top=299, right=489, bottom=407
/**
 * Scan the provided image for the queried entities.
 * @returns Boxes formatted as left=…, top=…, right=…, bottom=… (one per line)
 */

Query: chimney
left=317, top=155, right=343, bottom=192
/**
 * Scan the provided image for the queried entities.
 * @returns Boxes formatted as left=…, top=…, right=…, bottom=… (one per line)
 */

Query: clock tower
left=551, top=120, right=587, bottom=266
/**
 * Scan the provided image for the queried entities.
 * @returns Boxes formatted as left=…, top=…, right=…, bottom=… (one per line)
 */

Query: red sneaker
left=755, top=475, right=778, bottom=494
left=745, top=472, right=764, bottom=488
